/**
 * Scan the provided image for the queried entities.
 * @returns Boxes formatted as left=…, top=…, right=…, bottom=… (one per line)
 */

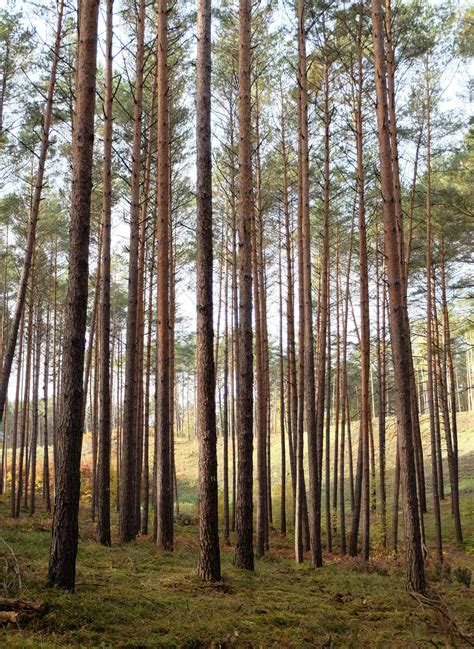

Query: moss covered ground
left=0, top=412, right=472, bottom=647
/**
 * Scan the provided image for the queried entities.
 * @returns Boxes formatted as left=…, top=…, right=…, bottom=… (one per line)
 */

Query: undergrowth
left=0, top=411, right=472, bottom=647
left=0, top=494, right=472, bottom=648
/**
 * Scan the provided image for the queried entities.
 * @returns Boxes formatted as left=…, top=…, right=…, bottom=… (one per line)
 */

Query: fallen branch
left=0, top=597, right=46, bottom=625
left=0, top=611, right=21, bottom=624
left=410, top=591, right=474, bottom=647
left=0, top=597, right=45, bottom=613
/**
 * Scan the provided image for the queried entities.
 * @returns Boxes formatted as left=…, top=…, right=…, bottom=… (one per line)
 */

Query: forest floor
left=0, top=412, right=473, bottom=648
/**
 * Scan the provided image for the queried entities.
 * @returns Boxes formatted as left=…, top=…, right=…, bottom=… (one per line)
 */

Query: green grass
left=0, top=411, right=472, bottom=647
left=0, top=501, right=473, bottom=648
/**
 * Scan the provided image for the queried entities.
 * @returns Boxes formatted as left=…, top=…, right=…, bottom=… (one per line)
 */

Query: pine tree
left=235, top=0, right=254, bottom=572
left=370, top=0, right=425, bottom=593
left=97, top=0, right=113, bottom=548
left=47, top=0, right=99, bottom=591
left=196, top=0, right=221, bottom=583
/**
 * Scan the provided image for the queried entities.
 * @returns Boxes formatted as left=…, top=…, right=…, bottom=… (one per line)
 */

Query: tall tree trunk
left=349, top=399, right=363, bottom=557
left=278, top=211, right=286, bottom=536
left=432, top=327, right=444, bottom=503
left=298, top=0, right=322, bottom=569
left=385, top=0, right=426, bottom=517
left=261, top=260, right=271, bottom=540
left=280, top=88, right=297, bottom=519
left=333, top=228, right=341, bottom=529
left=376, top=221, right=387, bottom=546
left=91, top=321, right=99, bottom=520
left=156, top=0, right=173, bottom=551
left=325, top=297, right=332, bottom=553
left=119, top=0, right=145, bottom=543
left=47, top=0, right=99, bottom=590
left=43, top=276, right=52, bottom=512
left=440, top=241, right=462, bottom=544
left=371, top=0, right=425, bottom=592
left=10, top=312, right=24, bottom=517
left=339, top=206, right=355, bottom=553
left=51, top=241, right=59, bottom=495
left=223, top=239, right=230, bottom=543
left=230, top=99, right=238, bottom=536
left=169, top=220, right=177, bottom=516
left=97, top=0, right=113, bottom=547
left=424, top=59, right=443, bottom=564
left=196, top=0, right=221, bottom=582
left=254, top=83, right=267, bottom=558
left=29, top=300, right=42, bottom=515
left=434, top=275, right=455, bottom=513
left=391, top=445, right=400, bottom=552
left=234, top=0, right=254, bottom=572
left=354, top=20, right=371, bottom=561
left=17, top=287, right=34, bottom=516
left=133, top=68, right=157, bottom=535
left=142, top=227, right=156, bottom=535
left=116, top=331, right=123, bottom=512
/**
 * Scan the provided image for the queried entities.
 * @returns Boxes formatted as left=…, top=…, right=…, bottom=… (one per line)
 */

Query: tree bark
left=424, top=59, right=443, bottom=564
left=196, top=0, right=221, bottom=582
left=119, top=0, right=145, bottom=544
left=29, top=300, right=42, bottom=515
left=156, top=0, right=173, bottom=551
left=354, top=19, right=371, bottom=561
left=339, top=205, right=355, bottom=553
left=10, top=311, right=24, bottom=517
left=97, top=0, right=113, bottom=547
left=297, top=0, right=322, bottom=569
left=278, top=210, right=286, bottom=536
left=253, top=83, right=267, bottom=558
left=43, top=275, right=52, bottom=513
left=371, top=0, right=425, bottom=592
left=440, top=241, right=462, bottom=544
left=17, top=286, right=34, bottom=516
left=234, top=0, right=254, bottom=572
left=385, top=0, right=426, bottom=517
left=223, top=239, right=230, bottom=543
left=376, top=221, right=387, bottom=546
left=47, top=0, right=99, bottom=590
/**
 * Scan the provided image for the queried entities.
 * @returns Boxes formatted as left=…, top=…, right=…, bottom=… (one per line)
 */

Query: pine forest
left=0, top=0, right=473, bottom=646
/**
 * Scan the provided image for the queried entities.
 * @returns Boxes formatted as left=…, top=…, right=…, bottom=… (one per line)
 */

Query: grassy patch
left=0, top=498, right=473, bottom=648
left=0, top=411, right=472, bottom=647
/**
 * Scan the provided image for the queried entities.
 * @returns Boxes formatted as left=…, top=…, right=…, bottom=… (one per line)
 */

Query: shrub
left=452, top=565, right=472, bottom=588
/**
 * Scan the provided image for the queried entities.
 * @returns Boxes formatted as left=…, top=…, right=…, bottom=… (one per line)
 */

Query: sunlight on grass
left=0, top=411, right=472, bottom=647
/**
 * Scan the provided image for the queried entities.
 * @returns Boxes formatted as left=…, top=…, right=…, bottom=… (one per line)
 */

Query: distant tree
left=97, top=0, right=114, bottom=548
left=156, top=0, right=173, bottom=552
left=0, top=0, right=64, bottom=441
left=235, top=0, right=254, bottom=572
left=119, top=0, right=145, bottom=544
